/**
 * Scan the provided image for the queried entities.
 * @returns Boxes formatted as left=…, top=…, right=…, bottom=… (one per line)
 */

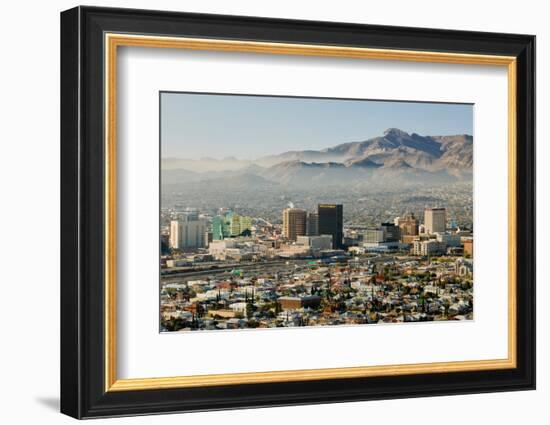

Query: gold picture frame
left=104, top=33, right=517, bottom=392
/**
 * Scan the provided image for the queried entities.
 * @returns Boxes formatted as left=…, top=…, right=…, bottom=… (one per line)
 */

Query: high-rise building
left=170, top=212, right=207, bottom=249
left=230, top=214, right=242, bottom=236
left=396, top=212, right=419, bottom=237
left=424, top=208, right=446, bottom=234
left=211, top=212, right=252, bottom=240
left=318, top=204, right=343, bottom=249
left=204, top=231, right=213, bottom=247
left=306, top=212, right=319, bottom=236
left=381, top=222, right=400, bottom=242
left=239, top=216, right=252, bottom=236
left=364, top=229, right=385, bottom=244
left=211, top=215, right=225, bottom=241
left=160, top=233, right=170, bottom=255
left=282, top=208, right=307, bottom=241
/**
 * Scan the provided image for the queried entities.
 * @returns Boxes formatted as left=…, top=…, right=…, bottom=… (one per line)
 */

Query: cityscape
left=160, top=92, right=474, bottom=332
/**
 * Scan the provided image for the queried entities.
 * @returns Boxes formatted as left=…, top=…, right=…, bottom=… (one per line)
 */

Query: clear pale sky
left=161, top=92, right=473, bottom=160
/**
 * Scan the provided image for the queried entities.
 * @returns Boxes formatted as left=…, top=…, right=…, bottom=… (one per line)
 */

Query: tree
left=246, top=301, right=254, bottom=319
left=443, top=301, right=450, bottom=317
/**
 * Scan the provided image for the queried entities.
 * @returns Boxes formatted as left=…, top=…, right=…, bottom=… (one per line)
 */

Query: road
left=160, top=259, right=311, bottom=282
left=160, top=254, right=416, bottom=284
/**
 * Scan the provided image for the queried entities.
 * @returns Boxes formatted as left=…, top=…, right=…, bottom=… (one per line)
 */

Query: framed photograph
left=60, top=6, right=535, bottom=419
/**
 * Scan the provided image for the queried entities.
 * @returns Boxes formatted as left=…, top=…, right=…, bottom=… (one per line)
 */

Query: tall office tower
left=211, top=216, right=225, bottom=241
left=282, top=208, right=307, bottom=241
left=204, top=231, right=213, bottom=248
left=170, top=212, right=207, bottom=249
left=318, top=204, right=343, bottom=249
left=380, top=222, right=401, bottom=242
left=306, top=212, right=319, bottom=236
left=230, top=214, right=242, bottom=236
left=238, top=215, right=253, bottom=235
left=211, top=212, right=253, bottom=240
left=424, top=207, right=446, bottom=234
left=397, top=212, right=419, bottom=236
left=160, top=233, right=170, bottom=255
left=229, top=213, right=252, bottom=237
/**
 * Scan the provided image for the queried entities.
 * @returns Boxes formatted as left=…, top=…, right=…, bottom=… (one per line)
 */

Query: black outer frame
left=60, top=6, right=536, bottom=419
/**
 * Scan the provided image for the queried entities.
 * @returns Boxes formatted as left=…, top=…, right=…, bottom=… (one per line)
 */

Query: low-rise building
left=296, top=234, right=333, bottom=251
left=412, top=239, right=445, bottom=256
left=208, top=237, right=265, bottom=260
left=165, top=259, right=189, bottom=268
left=278, top=295, right=322, bottom=310
left=455, top=258, right=473, bottom=276
left=277, top=244, right=312, bottom=258
left=463, top=238, right=474, bottom=257
left=435, top=232, right=461, bottom=247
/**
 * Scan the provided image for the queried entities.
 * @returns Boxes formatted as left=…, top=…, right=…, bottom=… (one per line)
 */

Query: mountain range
left=162, top=128, right=473, bottom=188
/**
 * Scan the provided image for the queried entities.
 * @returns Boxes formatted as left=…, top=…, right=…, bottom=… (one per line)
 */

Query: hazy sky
left=161, top=92, right=473, bottom=160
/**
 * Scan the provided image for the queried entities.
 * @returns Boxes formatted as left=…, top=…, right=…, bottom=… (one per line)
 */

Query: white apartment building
left=170, top=213, right=207, bottom=249
left=412, top=239, right=444, bottom=256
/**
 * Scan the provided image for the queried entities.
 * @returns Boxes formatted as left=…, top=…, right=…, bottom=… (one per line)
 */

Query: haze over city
left=159, top=92, right=474, bottom=332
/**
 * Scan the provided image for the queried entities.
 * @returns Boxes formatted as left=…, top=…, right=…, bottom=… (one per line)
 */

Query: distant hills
left=162, top=128, right=473, bottom=188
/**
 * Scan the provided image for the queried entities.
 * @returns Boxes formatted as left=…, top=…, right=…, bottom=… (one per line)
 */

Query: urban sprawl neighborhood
left=160, top=93, right=475, bottom=333
left=160, top=201, right=474, bottom=332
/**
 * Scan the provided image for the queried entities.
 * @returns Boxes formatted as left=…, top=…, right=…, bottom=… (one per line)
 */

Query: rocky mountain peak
left=383, top=128, right=410, bottom=138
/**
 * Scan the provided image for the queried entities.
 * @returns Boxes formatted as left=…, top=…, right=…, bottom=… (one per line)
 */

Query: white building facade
left=170, top=213, right=207, bottom=249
